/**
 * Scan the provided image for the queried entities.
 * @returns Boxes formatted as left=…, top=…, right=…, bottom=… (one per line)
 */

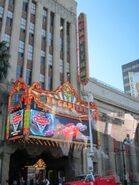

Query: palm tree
left=0, top=41, right=10, bottom=82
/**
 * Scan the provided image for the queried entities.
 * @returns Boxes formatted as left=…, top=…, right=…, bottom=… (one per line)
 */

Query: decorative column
left=69, top=23, right=78, bottom=90
left=63, top=19, right=67, bottom=81
left=7, top=0, right=23, bottom=81
left=22, top=0, right=32, bottom=81
left=44, top=10, right=50, bottom=89
left=52, top=14, right=60, bottom=89
left=32, top=2, right=42, bottom=82
left=0, top=0, right=9, bottom=41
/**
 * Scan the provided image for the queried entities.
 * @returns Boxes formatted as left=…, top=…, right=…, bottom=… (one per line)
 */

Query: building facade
left=82, top=77, right=139, bottom=183
left=122, top=59, right=139, bottom=97
left=0, top=0, right=78, bottom=90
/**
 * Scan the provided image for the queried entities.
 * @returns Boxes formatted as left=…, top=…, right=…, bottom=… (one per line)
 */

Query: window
left=29, top=23, right=34, bottom=34
left=60, top=38, right=63, bottom=50
left=6, top=11, right=13, bottom=27
left=48, top=32, right=52, bottom=40
left=16, top=65, right=22, bottom=79
left=20, top=18, right=26, bottom=30
left=48, top=32, right=53, bottom=47
left=40, top=74, right=45, bottom=88
left=27, top=44, right=33, bottom=60
left=48, top=65, right=52, bottom=75
left=6, top=17, right=12, bottom=27
left=41, top=56, right=45, bottom=65
left=66, top=63, right=70, bottom=72
left=41, top=50, right=45, bottom=57
left=60, top=18, right=64, bottom=31
left=48, top=54, right=53, bottom=64
left=31, top=2, right=36, bottom=15
left=26, top=69, right=32, bottom=85
left=7, top=11, right=13, bottom=18
left=67, top=72, right=70, bottom=81
left=42, top=29, right=46, bottom=37
left=48, top=65, right=52, bottom=90
left=0, top=6, right=4, bottom=18
left=60, top=59, right=64, bottom=72
left=60, top=73, right=64, bottom=84
left=50, top=12, right=54, bottom=26
left=22, top=0, right=28, bottom=12
left=9, top=0, right=14, bottom=6
left=67, top=22, right=70, bottom=35
left=43, top=8, right=47, bottom=17
left=18, top=40, right=25, bottom=53
left=40, top=74, right=45, bottom=81
left=4, top=34, right=11, bottom=46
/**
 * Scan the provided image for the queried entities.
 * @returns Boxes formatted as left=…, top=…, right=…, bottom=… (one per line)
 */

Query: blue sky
left=76, top=0, right=139, bottom=91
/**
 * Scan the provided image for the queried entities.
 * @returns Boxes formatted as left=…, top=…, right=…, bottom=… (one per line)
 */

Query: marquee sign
left=7, top=78, right=98, bottom=146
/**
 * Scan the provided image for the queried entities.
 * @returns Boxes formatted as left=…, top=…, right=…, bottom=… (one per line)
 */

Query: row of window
left=1, top=2, right=71, bottom=89
left=122, top=64, right=139, bottom=72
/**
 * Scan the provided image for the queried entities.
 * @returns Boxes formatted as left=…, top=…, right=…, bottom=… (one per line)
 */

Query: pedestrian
left=58, top=177, right=63, bottom=185
left=13, top=180, right=18, bottom=185
left=30, top=177, right=34, bottom=185
left=43, top=177, right=50, bottom=185
left=20, top=177, right=25, bottom=185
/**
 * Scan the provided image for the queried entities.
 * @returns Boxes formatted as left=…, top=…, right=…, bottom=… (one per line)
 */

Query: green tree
left=0, top=41, right=10, bottom=82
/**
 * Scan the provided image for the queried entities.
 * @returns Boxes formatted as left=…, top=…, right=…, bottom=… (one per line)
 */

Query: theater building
left=1, top=77, right=139, bottom=184
left=0, top=78, right=98, bottom=184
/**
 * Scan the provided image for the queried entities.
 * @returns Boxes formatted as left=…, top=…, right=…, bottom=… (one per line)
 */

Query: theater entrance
left=9, top=148, right=68, bottom=185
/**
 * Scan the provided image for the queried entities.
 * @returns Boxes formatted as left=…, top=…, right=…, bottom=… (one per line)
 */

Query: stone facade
left=0, top=0, right=78, bottom=90
left=82, top=77, right=139, bottom=183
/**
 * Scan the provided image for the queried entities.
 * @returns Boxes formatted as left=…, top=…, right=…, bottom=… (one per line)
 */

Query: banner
left=30, top=110, right=89, bottom=142
left=9, top=109, right=24, bottom=137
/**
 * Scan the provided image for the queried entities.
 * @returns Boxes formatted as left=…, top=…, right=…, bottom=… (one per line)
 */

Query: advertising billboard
left=30, top=110, right=89, bottom=142
left=9, top=109, right=24, bottom=137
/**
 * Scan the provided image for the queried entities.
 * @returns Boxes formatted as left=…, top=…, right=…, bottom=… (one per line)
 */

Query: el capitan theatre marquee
left=6, top=78, right=98, bottom=148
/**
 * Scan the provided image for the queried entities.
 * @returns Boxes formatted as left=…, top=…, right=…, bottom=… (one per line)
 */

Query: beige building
left=81, top=77, right=139, bottom=183
left=0, top=0, right=78, bottom=90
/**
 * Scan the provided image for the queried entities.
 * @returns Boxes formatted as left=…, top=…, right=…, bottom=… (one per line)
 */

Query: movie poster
left=30, top=110, right=89, bottom=142
left=9, top=109, right=24, bottom=137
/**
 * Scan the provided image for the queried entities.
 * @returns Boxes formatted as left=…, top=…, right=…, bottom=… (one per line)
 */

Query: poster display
left=30, top=109, right=89, bottom=142
left=9, top=109, right=24, bottom=137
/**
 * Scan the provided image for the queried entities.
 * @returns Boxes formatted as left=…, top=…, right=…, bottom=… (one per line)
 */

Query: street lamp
left=82, top=91, right=94, bottom=175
